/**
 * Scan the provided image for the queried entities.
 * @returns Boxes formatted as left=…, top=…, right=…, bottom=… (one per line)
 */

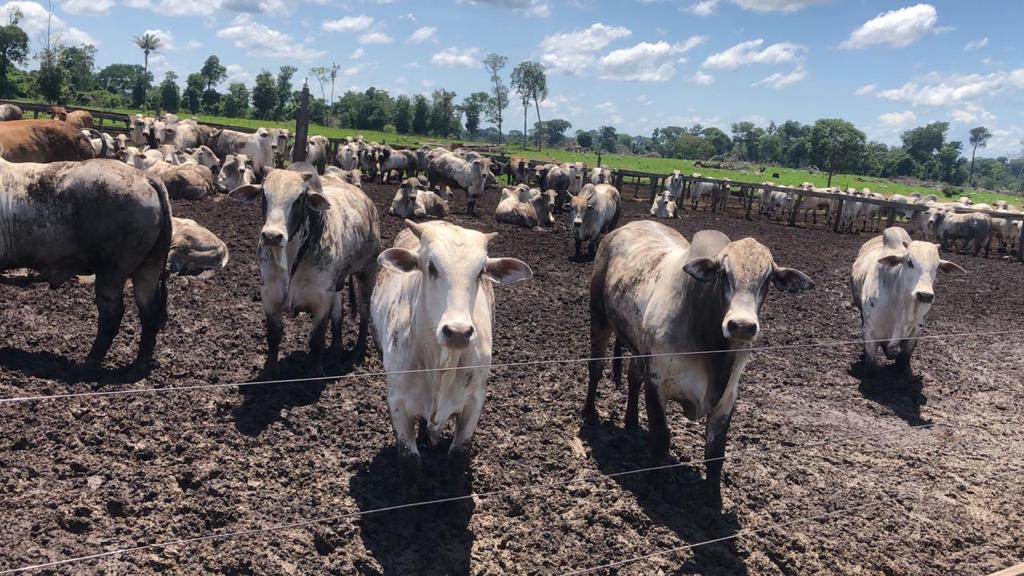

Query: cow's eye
left=906, top=259, right=914, bottom=269
left=428, top=262, right=438, bottom=278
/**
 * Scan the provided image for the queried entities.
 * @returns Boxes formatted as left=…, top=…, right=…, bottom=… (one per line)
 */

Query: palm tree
left=133, top=32, right=163, bottom=74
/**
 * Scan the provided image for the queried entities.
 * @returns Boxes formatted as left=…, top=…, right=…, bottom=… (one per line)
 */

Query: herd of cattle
left=0, top=106, right=996, bottom=504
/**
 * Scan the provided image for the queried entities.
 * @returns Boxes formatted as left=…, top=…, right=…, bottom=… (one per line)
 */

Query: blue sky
left=3, top=0, right=1023, bottom=156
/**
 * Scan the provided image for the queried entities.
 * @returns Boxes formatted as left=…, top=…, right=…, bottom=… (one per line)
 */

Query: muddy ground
left=1, top=182, right=1022, bottom=575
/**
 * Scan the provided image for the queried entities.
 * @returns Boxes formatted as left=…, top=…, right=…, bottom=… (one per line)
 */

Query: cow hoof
left=582, top=405, right=599, bottom=424
left=128, top=356, right=155, bottom=376
left=259, top=362, right=279, bottom=381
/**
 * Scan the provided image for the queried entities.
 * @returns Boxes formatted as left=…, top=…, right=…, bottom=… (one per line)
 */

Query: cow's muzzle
left=261, top=229, right=287, bottom=247
left=724, top=318, right=759, bottom=342
left=440, top=322, right=475, bottom=350
left=915, top=291, right=935, bottom=304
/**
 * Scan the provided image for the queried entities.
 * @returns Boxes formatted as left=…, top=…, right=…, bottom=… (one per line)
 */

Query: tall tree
left=310, top=63, right=340, bottom=125
left=462, top=91, right=490, bottom=135
left=430, top=89, right=458, bottom=137
left=58, top=44, right=96, bottom=97
left=132, top=32, right=162, bottom=75
left=394, top=95, right=411, bottom=134
left=0, top=9, right=29, bottom=97
left=901, top=122, right=949, bottom=165
left=412, top=94, right=429, bottom=134
left=510, top=61, right=546, bottom=150
left=598, top=125, right=618, bottom=152
left=809, top=118, right=866, bottom=187
left=252, top=70, right=276, bottom=120
left=483, top=52, right=508, bottom=144
left=199, top=55, right=226, bottom=91
left=183, top=72, right=204, bottom=113
left=222, top=82, right=249, bottom=117
left=274, top=65, right=297, bottom=120
left=968, top=126, right=992, bottom=187
left=158, top=71, right=179, bottom=113
left=96, top=63, right=148, bottom=98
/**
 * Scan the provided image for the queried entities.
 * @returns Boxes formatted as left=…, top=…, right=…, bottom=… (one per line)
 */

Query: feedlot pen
left=0, top=183, right=1022, bottom=575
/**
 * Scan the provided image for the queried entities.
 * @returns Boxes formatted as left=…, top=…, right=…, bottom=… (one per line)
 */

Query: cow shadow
left=0, top=347, right=150, bottom=385
left=579, top=419, right=748, bottom=576
left=232, top=342, right=368, bottom=436
left=348, top=445, right=475, bottom=575
left=851, top=359, right=929, bottom=426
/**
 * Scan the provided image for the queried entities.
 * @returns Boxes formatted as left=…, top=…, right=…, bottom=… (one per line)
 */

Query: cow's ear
left=938, top=260, right=967, bottom=276
left=378, top=248, right=419, bottom=274
left=306, top=191, right=331, bottom=212
left=485, top=258, right=532, bottom=285
left=772, top=266, right=815, bottom=292
left=683, top=257, right=720, bottom=283
left=228, top=184, right=262, bottom=203
left=877, top=254, right=904, bottom=267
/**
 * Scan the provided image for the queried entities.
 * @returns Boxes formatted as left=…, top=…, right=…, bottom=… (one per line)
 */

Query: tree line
left=0, top=11, right=1021, bottom=193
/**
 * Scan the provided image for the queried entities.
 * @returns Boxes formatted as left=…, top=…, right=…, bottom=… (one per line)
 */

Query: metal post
left=292, top=81, right=310, bottom=163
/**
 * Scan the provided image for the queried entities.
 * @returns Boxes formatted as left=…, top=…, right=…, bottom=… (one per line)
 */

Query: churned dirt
left=1, top=180, right=1022, bottom=575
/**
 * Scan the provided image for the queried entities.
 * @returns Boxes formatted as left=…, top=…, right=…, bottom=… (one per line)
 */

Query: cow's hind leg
left=85, top=273, right=128, bottom=370
left=328, top=290, right=344, bottom=355
left=355, top=269, right=375, bottom=349
left=585, top=319, right=613, bottom=423
left=130, top=257, right=167, bottom=371
left=625, top=357, right=643, bottom=431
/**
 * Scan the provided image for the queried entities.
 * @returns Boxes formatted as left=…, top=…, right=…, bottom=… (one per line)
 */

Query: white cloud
left=225, top=64, right=252, bottom=85
left=461, top=0, right=550, bottom=17
left=854, top=83, right=877, bottom=96
left=122, top=0, right=216, bottom=17
left=185, top=40, right=202, bottom=49
left=839, top=4, right=939, bottom=50
left=599, top=40, right=694, bottom=82
left=949, top=104, right=996, bottom=124
left=322, top=14, right=374, bottom=32
left=702, top=39, right=804, bottom=69
left=351, top=47, right=364, bottom=59
left=688, top=0, right=718, bottom=16
left=60, top=0, right=114, bottom=15
left=964, top=37, right=988, bottom=51
left=142, top=28, right=176, bottom=50
left=431, top=47, right=481, bottom=68
left=544, top=94, right=583, bottom=116
left=217, top=15, right=325, bottom=60
left=687, top=0, right=821, bottom=15
left=343, top=63, right=368, bottom=77
left=1, top=0, right=95, bottom=45
left=878, top=110, right=917, bottom=126
left=221, top=0, right=288, bottom=15
left=752, top=65, right=806, bottom=89
left=408, top=26, right=437, bottom=43
left=875, top=69, right=1024, bottom=107
left=538, top=23, right=631, bottom=75
left=360, top=31, right=393, bottom=44
left=691, top=70, right=714, bottom=84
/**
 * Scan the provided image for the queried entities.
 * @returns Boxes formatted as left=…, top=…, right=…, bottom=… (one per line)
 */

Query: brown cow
left=0, top=120, right=96, bottom=162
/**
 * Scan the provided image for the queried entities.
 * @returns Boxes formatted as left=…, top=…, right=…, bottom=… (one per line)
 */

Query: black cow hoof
left=582, top=405, right=599, bottom=424
left=258, top=362, right=279, bottom=381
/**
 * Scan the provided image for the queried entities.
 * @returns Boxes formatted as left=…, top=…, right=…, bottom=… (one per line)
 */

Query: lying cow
left=218, top=154, right=256, bottom=192
left=565, top=183, right=620, bottom=258
left=324, top=166, right=362, bottom=187
left=650, top=189, right=678, bottom=219
left=229, top=165, right=381, bottom=376
left=389, top=177, right=450, bottom=219
left=586, top=223, right=814, bottom=505
left=0, top=157, right=171, bottom=369
left=373, top=220, right=532, bottom=493
left=0, top=103, right=22, bottom=121
left=495, top=185, right=555, bottom=228
left=426, top=152, right=486, bottom=216
left=851, top=227, right=965, bottom=373
left=0, top=120, right=96, bottom=162
left=127, top=152, right=216, bottom=201
left=169, top=217, right=230, bottom=275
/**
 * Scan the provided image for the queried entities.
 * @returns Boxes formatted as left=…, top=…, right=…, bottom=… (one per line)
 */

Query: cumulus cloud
left=875, top=69, right=1024, bottom=107
left=217, top=15, right=325, bottom=60
left=545, top=94, right=583, bottom=116
left=691, top=70, right=714, bottom=84
left=839, top=4, right=940, bottom=49
left=408, top=26, right=437, bottom=43
left=878, top=110, right=917, bottom=126
left=322, top=15, right=374, bottom=32
left=221, top=0, right=288, bottom=15
left=142, top=28, right=176, bottom=49
left=702, top=39, right=804, bottom=69
left=537, top=23, right=631, bottom=75
left=225, top=64, right=252, bottom=84
left=687, top=0, right=821, bottom=15
left=1, top=0, right=95, bottom=45
left=61, top=0, right=114, bottom=15
left=351, top=47, right=364, bottom=59
left=343, top=63, right=368, bottom=77
left=360, top=31, right=393, bottom=44
left=599, top=39, right=704, bottom=82
left=461, top=0, right=550, bottom=17
left=964, top=37, right=988, bottom=51
left=121, top=0, right=217, bottom=17
left=431, top=47, right=481, bottom=68
left=949, top=104, right=996, bottom=124
left=752, top=65, right=806, bottom=89
left=854, top=83, right=877, bottom=96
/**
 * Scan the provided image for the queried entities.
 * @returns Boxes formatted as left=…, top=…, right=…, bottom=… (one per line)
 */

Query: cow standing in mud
left=229, top=165, right=381, bottom=377
left=585, top=222, right=814, bottom=505
left=0, top=157, right=172, bottom=370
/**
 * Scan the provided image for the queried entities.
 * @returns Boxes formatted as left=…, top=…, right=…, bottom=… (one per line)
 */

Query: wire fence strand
left=2, top=328, right=1023, bottom=405
left=0, top=421, right=949, bottom=574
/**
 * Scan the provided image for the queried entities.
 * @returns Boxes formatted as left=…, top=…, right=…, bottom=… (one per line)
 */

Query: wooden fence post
left=788, top=193, right=803, bottom=227
left=292, top=81, right=310, bottom=163
left=833, top=198, right=845, bottom=233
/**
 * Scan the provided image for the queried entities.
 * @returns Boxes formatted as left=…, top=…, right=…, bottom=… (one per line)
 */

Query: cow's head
left=683, top=237, right=814, bottom=343
left=399, top=178, right=419, bottom=204
left=877, top=237, right=965, bottom=306
left=378, top=221, right=532, bottom=350
left=564, top=184, right=599, bottom=233
left=191, top=146, right=220, bottom=169
left=228, top=169, right=327, bottom=269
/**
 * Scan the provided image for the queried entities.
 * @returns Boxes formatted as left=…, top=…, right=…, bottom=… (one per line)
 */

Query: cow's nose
left=726, top=319, right=758, bottom=341
left=573, top=220, right=582, bottom=227
left=915, top=291, right=935, bottom=304
left=261, top=230, right=286, bottom=246
left=441, top=323, right=475, bottom=348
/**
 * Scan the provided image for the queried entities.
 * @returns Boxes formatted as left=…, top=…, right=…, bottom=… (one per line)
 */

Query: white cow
left=169, top=217, right=230, bottom=275
left=851, top=227, right=965, bottom=372
left=373, top=220, right=532, bottom=492
left=495, top=185, right=555, bottom=228
left=389, top=177, right=450, bottom=219
left=650, top=189, right=678, bottom=219
left=565, top=183, right=621, bottom=258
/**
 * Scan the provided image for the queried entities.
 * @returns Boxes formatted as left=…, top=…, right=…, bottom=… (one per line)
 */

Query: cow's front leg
left=449, top=379, right=486, bottom=494
left=704, top=399, right=736, bottom=508
left=260, top=272, right=288, bottom=377
left=307, top=298, right=333, bottom=378
left=574, top=238, right=583, bottom=258
left=645, top=379, right=670, bottom=460
left=390, top=404, right=421, bottom=498
left=328, top=291, right=344, bottom=355
left=896, top=338, right=917, bottom=372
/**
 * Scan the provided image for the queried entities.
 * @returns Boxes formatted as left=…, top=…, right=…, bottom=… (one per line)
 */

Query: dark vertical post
left=788, top=193, right=802, bottom=227
left=833, top=198, right=845, bottom=233
left=292, top=81, right=310, bottom=163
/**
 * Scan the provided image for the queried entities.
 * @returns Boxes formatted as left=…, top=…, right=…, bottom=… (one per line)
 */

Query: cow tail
left=147, top=175, right=173, bottom=330
left=612, top=340, right=623, bottom=389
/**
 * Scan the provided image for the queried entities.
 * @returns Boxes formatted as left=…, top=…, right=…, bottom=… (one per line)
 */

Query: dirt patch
left=1, top=184, right=1022, bottom=575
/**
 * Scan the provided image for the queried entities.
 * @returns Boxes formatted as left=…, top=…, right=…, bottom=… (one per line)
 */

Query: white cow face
left=684, top=238, right=814, bottom=343
left=878, top=242, right=965, bottom=306
left=379, top=222, right=532, bottom=350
